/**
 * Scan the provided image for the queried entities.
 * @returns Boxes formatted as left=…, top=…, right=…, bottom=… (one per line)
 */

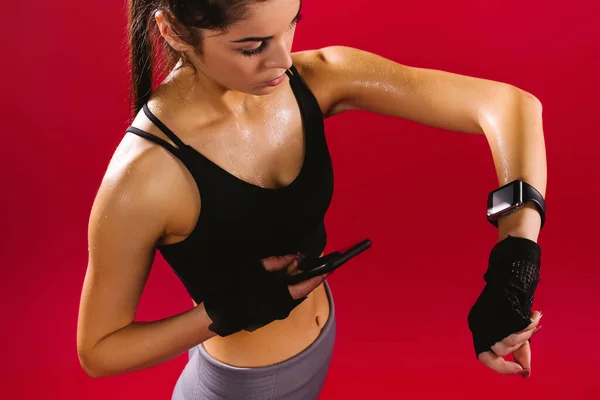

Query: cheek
left=202, top=49, right=249, bottom=82
left=217, top=56, right=261, bottom=86
left=202, top=42, right=275, bottom=90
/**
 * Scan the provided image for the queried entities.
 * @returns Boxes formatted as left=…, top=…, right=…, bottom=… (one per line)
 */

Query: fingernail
left=513, top=369, right=530, bottom=378
left=530, top=311, right=543, bottom=323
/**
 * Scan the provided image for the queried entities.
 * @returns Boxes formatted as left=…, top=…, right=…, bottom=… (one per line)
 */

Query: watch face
left=487, top=181, right=524, bottom=219
left=489, top=184, right=514, bottom=216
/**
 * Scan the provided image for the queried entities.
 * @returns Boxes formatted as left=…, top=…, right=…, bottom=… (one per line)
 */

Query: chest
left=161, top=82, right=334, bottom=246
left=186, top=93, right=306, bottom=190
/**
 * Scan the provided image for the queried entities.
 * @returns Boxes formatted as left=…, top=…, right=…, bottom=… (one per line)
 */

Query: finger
left=478, top=350, right=525, bottom=375
left=286, top=253, right=306, bottom=275
left=497, top=323, right=541, bottom=350
left=261, top=254, right=298, bottom=272
left=491, top=338, right=527, bottom=357
left=492, top=325, right=542, bottom=357
left=513, top=340, right=532, bottom=378
left=290, top=253, right=307, bottom=271
left=516, top=310, right=543, bottom=334
left=288, top=273, right=329, bottom=300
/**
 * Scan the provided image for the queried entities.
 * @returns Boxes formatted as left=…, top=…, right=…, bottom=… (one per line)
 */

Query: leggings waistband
left=196, top=280, right=335, bottom=376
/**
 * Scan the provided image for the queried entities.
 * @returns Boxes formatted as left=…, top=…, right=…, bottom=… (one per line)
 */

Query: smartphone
left=286, top=239, right=372, bottom=285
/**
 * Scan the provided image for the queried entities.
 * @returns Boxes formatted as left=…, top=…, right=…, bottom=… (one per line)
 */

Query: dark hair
left=127, top=0, right=269, bottom=118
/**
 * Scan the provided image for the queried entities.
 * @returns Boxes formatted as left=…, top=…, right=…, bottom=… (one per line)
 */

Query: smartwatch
left=487, top=180, right=546, bottom=230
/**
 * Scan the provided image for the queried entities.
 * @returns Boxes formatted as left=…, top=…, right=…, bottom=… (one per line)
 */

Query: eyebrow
left=230, top=0, right=302, bottom=43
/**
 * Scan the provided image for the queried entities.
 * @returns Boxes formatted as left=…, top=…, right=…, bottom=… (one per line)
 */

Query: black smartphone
left=286, top=239, right=372, bottom=285
left=297, top=251, right=341, bottom=272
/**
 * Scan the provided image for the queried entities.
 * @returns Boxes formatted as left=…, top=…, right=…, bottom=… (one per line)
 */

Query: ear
left=154, top=10, right=191, bottom=52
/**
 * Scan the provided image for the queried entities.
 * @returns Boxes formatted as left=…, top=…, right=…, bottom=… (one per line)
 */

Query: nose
left=264, top=39, right=293, bottom=70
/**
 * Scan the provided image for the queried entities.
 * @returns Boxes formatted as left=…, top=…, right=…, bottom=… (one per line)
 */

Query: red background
left=2, top=0, right=599, bottom=398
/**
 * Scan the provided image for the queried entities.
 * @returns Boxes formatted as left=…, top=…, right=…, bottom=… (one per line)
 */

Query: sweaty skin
left=128, top=53, right=336, bottom=367
left=81, top=0, right=545, bottom=376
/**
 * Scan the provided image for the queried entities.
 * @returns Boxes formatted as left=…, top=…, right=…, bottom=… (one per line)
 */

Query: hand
left=467, top=235, right=543, bottom=376
left=261, top=254, right=331, bottom=301
left=478, top=310, right=543, bottom=377
left=203, top=253, right=330, bottom=336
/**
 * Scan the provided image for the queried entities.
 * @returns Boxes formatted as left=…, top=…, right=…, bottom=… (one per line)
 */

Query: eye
left=241, top=42, right=268, bottom=57
left=290, top=12, right=303, bottom=28
left=240, top=13, right=303, bottom=58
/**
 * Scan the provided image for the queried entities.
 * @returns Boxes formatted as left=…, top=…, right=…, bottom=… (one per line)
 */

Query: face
left=175, top=0, right=302, bottom=96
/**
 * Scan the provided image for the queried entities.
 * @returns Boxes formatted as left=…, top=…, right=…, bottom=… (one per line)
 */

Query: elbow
left=500, top=85, right=544, bottom=122
left=521, top=90, right=543, bottom=114
left=77, top=347, right=112, bottom=378
left=82, top=366, right=104, bottom=379
left=510, top=84, right=543, bottom=113
left=78, top=348, right=102, bottom=378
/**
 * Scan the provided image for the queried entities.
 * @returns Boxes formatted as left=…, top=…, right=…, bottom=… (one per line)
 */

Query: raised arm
left=308, top=46, right=546, bottom=243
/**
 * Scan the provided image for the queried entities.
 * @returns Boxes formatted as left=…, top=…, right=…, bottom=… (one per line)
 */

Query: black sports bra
left=125, top=65, right=335, bottom=304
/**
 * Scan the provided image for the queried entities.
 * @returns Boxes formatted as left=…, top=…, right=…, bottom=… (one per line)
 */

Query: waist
left=201, top=280, right=333, bottom=368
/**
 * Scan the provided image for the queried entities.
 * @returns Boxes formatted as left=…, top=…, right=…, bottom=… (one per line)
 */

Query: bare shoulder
left=92, top=129, right=198, bottom=245
left=291, top=46, right=353, bottom=118
left=292, top=46, right=400, bottom=118
left=92, top=137, right=174, bottom=238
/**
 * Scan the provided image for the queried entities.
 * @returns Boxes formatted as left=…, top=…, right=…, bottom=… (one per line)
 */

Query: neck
left=163, top=60, right=256, bottom=117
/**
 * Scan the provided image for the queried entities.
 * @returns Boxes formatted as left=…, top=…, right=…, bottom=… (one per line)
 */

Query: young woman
left=77, top=0, right=546, bottom=398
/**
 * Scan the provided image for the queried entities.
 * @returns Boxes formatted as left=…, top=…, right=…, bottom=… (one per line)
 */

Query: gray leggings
left=172, top=281, right=336, bottom=400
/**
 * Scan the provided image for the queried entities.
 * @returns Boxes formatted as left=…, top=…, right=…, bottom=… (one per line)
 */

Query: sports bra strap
left=125, top=126, right=181, bottom=158
left=142, top=103, right=187, bottom=150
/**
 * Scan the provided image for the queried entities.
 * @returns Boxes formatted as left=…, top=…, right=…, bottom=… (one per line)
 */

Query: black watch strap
left=524, top=182, right=546, bottom=230
left=490, top=181, right=546, bottom=230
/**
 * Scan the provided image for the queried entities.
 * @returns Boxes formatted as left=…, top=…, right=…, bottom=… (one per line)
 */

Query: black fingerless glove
left=467, top=235, right=542, bottom=357
left=203, top=259, right=307, bottom=337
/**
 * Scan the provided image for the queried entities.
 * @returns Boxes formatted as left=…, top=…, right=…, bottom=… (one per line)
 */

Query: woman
left=77, top=0, right=546, bottom=398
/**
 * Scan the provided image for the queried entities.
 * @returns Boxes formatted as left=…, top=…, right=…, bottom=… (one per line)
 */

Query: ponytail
left=127, top=0, right=155, bottom=119
left=126, top=0, right=264, bottom=120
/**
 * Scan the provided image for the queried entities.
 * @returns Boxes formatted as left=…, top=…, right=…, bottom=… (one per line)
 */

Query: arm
left=478, top=93, right=546, bottom=243
left=310, top=45, right=546, bottom=374
left=77, top=150, right=216, bottom=378
left=312, top=46, right=546, bottom=241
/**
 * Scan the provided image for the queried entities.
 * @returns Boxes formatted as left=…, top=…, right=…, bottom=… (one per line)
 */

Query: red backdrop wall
left=2, top=0, right=599, bottom=398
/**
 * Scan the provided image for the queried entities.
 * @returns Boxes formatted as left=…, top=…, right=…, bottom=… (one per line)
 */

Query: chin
left=249, top=84, right=277, bottom=95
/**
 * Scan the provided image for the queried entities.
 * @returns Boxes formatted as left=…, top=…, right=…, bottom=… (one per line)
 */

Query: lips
left=265, top=73, right=285, bottom=85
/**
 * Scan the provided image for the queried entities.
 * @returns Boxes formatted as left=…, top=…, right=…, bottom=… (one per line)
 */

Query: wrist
left=497, top=203, right=541, bottom=243
left=196, top=302, right=219, bottom=340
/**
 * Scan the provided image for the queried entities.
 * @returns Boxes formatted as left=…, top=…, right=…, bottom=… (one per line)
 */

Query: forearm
left=478, top=87, right=547, bottom=243
left=81, top=302, right=217, bottom=377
